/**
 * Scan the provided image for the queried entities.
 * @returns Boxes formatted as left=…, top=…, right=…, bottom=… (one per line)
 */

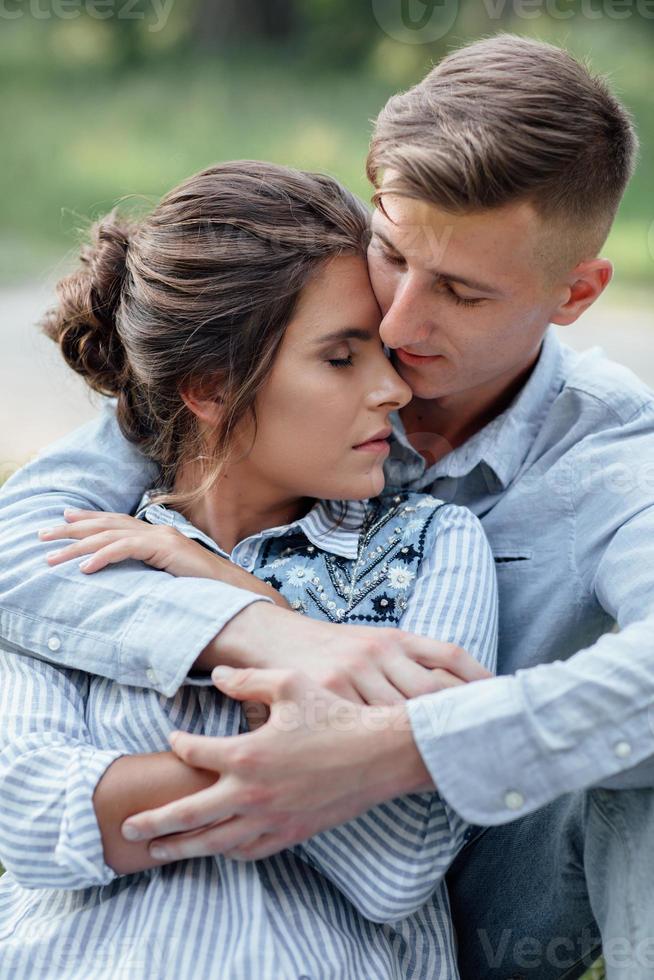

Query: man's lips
left=395, top=348, right=444, bottom=367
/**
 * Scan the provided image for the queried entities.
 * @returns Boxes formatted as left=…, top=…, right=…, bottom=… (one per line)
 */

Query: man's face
left=367, top=188, right=568, bottom=403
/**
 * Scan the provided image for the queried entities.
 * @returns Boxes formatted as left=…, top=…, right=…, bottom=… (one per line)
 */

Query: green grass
left=0, top=22, right=652, bottom=288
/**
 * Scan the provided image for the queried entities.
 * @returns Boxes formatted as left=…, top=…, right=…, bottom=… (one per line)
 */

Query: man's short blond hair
left=368, top=34, right=638, bottom=265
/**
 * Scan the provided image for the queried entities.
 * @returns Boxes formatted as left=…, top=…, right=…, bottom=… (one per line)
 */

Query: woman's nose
left=371, top=361, right=412, bottom=410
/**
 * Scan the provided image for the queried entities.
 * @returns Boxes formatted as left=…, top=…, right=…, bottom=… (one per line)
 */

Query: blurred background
left=1, top=0, right=652, bottom=483
left=1, top=6, right=650, bottom=973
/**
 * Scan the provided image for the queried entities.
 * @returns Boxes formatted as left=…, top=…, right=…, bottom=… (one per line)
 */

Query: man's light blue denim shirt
left=2, top=326, right=654, bottom=826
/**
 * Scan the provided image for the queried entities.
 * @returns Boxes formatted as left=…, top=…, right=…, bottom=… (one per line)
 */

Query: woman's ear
left=180, top=385, right=223, bottom=427
left=550, top=257, right=613, bottom=327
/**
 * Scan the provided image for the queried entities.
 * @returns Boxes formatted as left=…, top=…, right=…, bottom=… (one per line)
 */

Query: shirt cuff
left=55, top=746, right=126, bottom=886
left=118, top=577, right=272, bottom=697
left=407, top=669, right=654, bottom=825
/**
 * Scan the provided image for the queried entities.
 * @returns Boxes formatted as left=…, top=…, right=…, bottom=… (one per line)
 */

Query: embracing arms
left=0, top=405, right=482, bottom=702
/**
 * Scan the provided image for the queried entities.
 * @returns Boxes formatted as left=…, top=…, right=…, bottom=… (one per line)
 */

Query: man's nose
left=378, top=278, right=431, bottom=350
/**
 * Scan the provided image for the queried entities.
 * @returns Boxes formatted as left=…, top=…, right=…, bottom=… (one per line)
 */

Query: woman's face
left=238, top=254, right=412, bottom=502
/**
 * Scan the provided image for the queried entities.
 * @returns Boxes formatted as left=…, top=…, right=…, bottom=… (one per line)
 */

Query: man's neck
left=399, top=347, right=542, bottom=465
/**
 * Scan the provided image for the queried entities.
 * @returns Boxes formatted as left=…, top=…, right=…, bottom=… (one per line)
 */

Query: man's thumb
left=211, top=665, right=300, bottom=704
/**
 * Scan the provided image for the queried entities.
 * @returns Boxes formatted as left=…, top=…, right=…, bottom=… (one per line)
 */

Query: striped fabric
left=0, top=494, right=497, bottom=979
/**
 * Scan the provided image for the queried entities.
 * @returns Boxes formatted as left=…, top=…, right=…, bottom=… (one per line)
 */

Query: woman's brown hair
left=43, top=161, right=370, bottom=507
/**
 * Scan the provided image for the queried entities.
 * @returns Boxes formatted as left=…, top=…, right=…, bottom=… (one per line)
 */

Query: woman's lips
left=353, top=438, right=391, bottom=454
left=396, top=348, right=444, bottom=367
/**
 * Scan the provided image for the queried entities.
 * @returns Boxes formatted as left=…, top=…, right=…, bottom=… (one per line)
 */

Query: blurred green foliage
left=1, top=2, right=652, bottom=290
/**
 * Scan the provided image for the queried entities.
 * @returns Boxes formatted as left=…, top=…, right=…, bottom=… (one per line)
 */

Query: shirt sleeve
left=0, top=647, right=127, bottom=890
left=0, top=401, right=271, bottom=697
left=408, top=411, right=654, bottom=825
left=294, top=503, right=499, bottom=923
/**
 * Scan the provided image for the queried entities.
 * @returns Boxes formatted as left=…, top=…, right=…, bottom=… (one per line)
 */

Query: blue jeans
left=445, top=787, right=654, bottom=979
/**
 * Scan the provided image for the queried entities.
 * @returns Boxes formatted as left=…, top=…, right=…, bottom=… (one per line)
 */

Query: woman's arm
left=0, top=645, right=223, bottom=885
left=93, top=753, right=217, bottom=874
left=40, top=508, right=290, bottom=609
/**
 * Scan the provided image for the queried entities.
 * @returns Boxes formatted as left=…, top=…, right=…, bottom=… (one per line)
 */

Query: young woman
left=0, top=162, right=497, bottom=979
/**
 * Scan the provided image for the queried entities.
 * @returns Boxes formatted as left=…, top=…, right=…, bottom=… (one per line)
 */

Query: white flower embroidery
left=285, top=564, right=309, bottom=588
left=269, top=557, right=292, bottom=570
left=416, top=495, right=437, bottom=509
left=387, top=564, right=416, bottom=591
left=406, top=518, right=424, bottom=534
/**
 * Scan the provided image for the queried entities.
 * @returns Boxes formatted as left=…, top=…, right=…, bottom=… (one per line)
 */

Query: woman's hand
left=38, top=509, right=290, bottom=608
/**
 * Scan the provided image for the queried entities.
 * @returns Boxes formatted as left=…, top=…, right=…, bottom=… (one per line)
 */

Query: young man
left=1, top=34, right=650, bottom=979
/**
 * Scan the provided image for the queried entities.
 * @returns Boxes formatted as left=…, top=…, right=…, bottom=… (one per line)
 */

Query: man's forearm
left=93, top=752, right=217, bottom=874
left=194, top=601, right=296, bottom=672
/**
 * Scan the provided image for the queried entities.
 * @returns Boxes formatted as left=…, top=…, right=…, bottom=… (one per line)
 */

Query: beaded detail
left=253, top=492, right=445, bottom=625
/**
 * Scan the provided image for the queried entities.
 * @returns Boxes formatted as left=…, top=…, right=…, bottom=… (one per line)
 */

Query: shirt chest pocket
left=491, top=543, right=533, bottom=567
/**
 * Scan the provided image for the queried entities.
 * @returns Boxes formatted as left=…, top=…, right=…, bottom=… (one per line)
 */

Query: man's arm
left=406, top=420, right=654, bottom=825
left=0, top=403, right=271, bottom=696
left=119, top=502, right=499, bottom=873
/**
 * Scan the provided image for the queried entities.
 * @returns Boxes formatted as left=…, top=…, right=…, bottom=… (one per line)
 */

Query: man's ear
left=550, top=258, right=613, bottom=327
left=180, top=386, right=222, bottom=427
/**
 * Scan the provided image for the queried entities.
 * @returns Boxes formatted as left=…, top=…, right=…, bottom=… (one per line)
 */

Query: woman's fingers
left=39, top=515, right=135, bottom=542
left=79, top=540, right=148, bottom=573
left=45, top=530, right=132, bottom=566
left=408, top=635, right=493, bottom=682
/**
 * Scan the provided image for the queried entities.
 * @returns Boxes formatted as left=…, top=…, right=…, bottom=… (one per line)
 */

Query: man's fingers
left=122, top=776, right=237, bottom=841
left=409, top=637, right=492, bottom=682
left=354, top=671, right=405, bottom=706
left=225, top=832, right=291, bottom=862
left=427, top=668, right=466, bottom=691
left=149, top=816, right=267, bottom=862
left=168, top=730, right=239, bottom=773
left=383, top=656, right=452, bottom=699
left=211, top=665, right=309, bottom=706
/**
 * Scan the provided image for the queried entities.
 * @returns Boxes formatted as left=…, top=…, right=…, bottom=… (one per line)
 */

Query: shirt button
left=504, top=790, right=525, bottom=811
left=146, top=668, right=158, bottom=685
left=47, top=635, right=61, bottom=652
left=614, top=740, right=632, bottom=759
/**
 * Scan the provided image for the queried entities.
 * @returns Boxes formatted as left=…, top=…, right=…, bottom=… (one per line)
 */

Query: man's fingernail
left=212, top=666, right=234, bottom=680
left=122, top=823, right=143, bottom=841
left=150, top=847, right=168, bottom=860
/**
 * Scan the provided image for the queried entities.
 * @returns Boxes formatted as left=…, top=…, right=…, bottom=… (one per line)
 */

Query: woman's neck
left=173, top=459, right=311, bottom=555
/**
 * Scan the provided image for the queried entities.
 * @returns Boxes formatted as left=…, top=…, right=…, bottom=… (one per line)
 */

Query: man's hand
left=207, top=601, right=492, bottom=706
left=120, top=665, right=435, bottom=862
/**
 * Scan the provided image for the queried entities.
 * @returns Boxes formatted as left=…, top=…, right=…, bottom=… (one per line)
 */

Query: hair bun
left=42, top=209, right=137, bottom=396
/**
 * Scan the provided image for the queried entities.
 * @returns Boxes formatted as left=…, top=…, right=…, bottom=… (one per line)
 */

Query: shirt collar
left=135, top=494, right=367, bottom=561
left=389, top=326, right=566, bottom=492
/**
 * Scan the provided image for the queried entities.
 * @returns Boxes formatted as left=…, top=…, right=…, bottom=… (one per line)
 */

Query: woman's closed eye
left=328, top=354, right=354, bottom=368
